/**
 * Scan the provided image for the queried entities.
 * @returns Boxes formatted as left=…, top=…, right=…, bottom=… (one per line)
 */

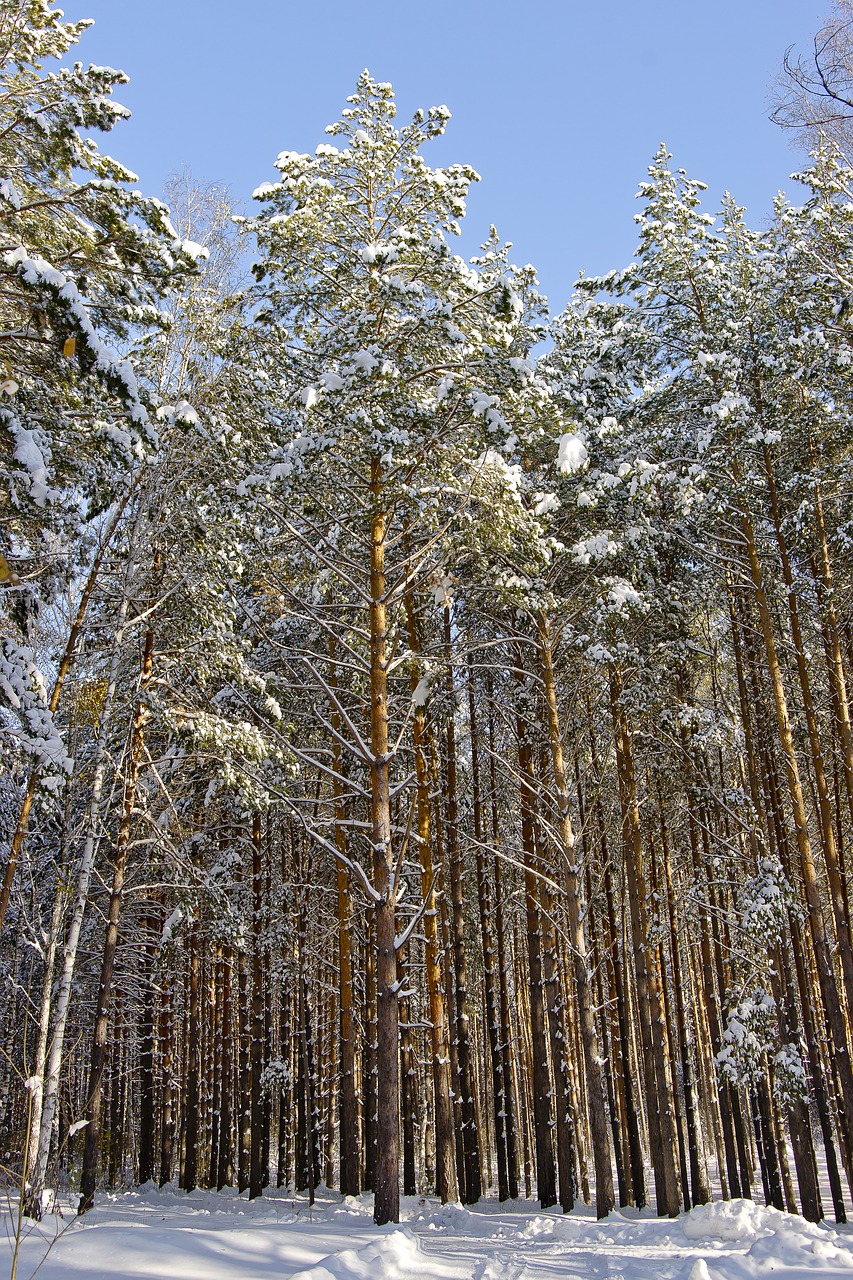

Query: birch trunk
left=28, top=584, right=132, bottom=1208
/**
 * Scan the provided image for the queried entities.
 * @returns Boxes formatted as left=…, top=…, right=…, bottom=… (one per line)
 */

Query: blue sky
left=75, top=1, right=827, bottom=314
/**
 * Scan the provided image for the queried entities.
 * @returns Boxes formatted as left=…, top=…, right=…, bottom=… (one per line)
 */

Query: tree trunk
left=442, top=607, right=481, bottom=1204
left=405, top=599, right=458, bottom=1203
left=249, top=813, right=266, bottom=1198
left=609, top=663, right=681, bottom=1216
left=515, top=678, right=557, bottom=1209
left=468, top=664, right=511, bottom=1203
left=137, top=916, right=158, bottom=1185
left=485, top=678, right=520, bottom=1200
left=369, top=460, right=400, bottom=1226
left=79, top=608, right=156, bottom=1214
left=29, top=588, right=132, bottom=1208
left=657, top=802, right=710, bottom=1207
left=537, top=613, right=614, bottom=1216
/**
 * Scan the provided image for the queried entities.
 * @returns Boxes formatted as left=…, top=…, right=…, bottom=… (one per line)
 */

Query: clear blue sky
left=74, top=1, right=827, bottom=314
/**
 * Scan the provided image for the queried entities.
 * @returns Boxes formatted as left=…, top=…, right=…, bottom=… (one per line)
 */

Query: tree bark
left=79, top=607, right=156, bottom=1213
left=369, top=460, right=400, bottom=1225
left=609, top=663, right=681, bottom=1216
left=537, top=613, right=614, bottom=1216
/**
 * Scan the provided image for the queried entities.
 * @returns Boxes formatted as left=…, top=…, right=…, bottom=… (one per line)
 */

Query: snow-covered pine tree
left=0, top=0, right=205, bottom=932
left=239, top=71, right=555, bottom=1223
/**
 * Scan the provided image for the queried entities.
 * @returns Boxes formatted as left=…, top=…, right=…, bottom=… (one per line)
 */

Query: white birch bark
left=27, top=522, right=144, bottom=1201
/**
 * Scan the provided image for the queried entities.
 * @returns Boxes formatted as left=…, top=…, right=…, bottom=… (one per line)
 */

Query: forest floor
left=4, top=1184, right=853, bottom=1280
left=4, top=1182, right=850, bottom=1280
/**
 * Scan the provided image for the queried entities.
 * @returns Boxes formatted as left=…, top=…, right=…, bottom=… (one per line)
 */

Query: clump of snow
left=0, top=176, right=20, bottom=208
left=557, top=431, right=589, bottom=473
left=746, top=1224, right=853, bottom=1270
left=352, top=348, right=379, bottom=373
left=290, top=1229, right=427, bottom=1280
left=160, top=905, right=184, bottom=946
left=0, top=637, right=73, bottom=780
left=410, top=1201, right=468, bottom=1230
left=586, top=642, right=615, bottom=663
left=476, top=448, right=524, bottom=496
left=572, top=532, right=618, bottom=564
left=411, top=676, right=431, bottom=707
left=431, top=572, right=454, bottom=608
left=533, top=492, right=559, bottom=516
left=518, top=1214, right=557, bottom=1240
left=175, top=238, right=208, bottom=262
left=173, top=399, right=199, bottom=425
left=682, top=1197, right=771, bottom=1243
left=604, top=577, right=644, bottom=613
left=12, top=423, right=50, bottom=505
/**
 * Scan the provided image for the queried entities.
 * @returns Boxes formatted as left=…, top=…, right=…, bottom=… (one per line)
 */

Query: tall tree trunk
left=468, top=664, right=510, bottom=1203
left=399, top=940, right=417, bottom=1196
left=29, top=586, right=133, bottom=1208
left=405, top=599, right=458, bottom=1202
left=237, top=939, right=251, bottom=1193
left=137, top=916, right=158, bottom=1186
left=726, top=583, right=823, bottom=1220
left=657, top=800, right=710, bottom=1207
left=369, top=460, right=400, bottom=1225
left=363, top=910, right=378, bottom=1193
left=159, top=969, right=175, bottom=1187
left=23, top=808, right=70, bottom=1217
left=485, top=678, right=520, bottom=1200
left=442, top=607, right=481, bottom=1204
left=182, top=917, right=201, bottom=1192
left=537, top=612, right=614, bottom=1217
left=648, top=826, right=691, bottom=1209
left=327, top=635, right=360, bottom=1197
left=537, top=866, right=578, bottom=1213
left=602, top=839, right=645, bottom=1207
left=79, top=604, right=156, bottom=1214
left=515, top=673, right=557, bottom=1209
left=609, top=663, right=681, bottom=1216
left=217, top=946, right=234, bottom=1189
left=811, top=454, right=853, bottom=846
left=249, top=813, right=266, bottom=1197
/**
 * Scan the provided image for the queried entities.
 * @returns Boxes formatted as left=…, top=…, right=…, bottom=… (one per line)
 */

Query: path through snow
left=4, top=1186, right=853, bottom=1280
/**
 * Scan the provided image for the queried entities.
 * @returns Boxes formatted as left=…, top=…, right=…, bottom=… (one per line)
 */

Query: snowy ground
left=3, top=1185, right=853, bottom=1280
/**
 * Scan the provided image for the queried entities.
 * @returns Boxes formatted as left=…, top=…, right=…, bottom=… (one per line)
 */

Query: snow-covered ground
left=3, top=1185, right=853, bottom=1280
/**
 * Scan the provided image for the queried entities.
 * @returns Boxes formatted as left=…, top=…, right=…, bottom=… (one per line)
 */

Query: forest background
left=6, top=0, right=853, bottom=1257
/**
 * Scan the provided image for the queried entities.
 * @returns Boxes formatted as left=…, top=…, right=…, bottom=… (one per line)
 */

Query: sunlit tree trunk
left=609, top=663, right=680, bottom=1216
left=468, top=663, right=510, bottom=1203
left=537, top=613, right=613, bottom=1216
left=79, top=600, right=156, bottom=1214
left=515, top=669, right=557, bottom=1209
left=369, top=461, right=400, bottom=1225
